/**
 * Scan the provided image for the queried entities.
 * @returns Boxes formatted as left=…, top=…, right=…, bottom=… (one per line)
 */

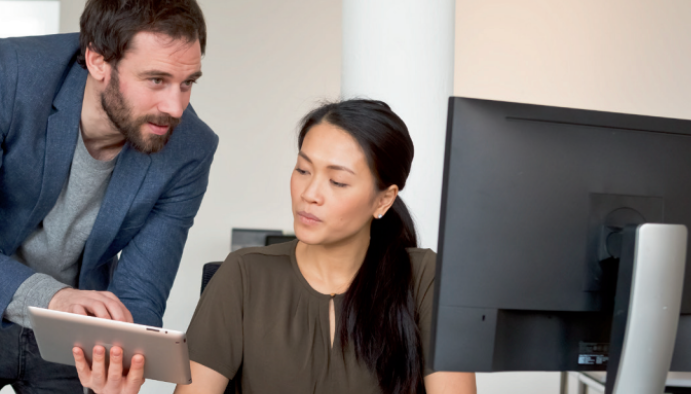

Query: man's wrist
left=36, top=276, right=72, bottom=310
left=3, top=273, right=71, bottom=327
left=47, top=286, right=73, bottom=310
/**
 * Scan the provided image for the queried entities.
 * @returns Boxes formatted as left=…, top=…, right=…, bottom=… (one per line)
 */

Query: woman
left=73, top=99, right=477, bottom=394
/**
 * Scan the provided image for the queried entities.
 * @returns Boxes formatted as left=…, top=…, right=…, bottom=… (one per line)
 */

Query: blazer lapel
left=82, top=144, right=151, bottom=270
left=24, top=64, right=86, bottom=238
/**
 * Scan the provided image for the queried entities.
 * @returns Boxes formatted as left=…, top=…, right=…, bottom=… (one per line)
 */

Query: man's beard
left=101, top=70, right=181, bottom=154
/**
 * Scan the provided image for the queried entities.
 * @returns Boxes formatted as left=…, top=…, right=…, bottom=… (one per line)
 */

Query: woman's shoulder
left=406, top=247, right=436, bottom=270
left=406, top=247, right=436, bottom=262
left=405, top=247, right=437, bottom=287
left=217, top=239, right=298, bottom=279
left=224, top=239, right=298, bottom=264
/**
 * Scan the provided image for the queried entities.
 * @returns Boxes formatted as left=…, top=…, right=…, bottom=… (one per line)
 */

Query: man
left=0, top=0, right=218, bottom=392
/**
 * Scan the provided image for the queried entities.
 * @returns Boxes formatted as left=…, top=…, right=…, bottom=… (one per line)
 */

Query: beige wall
left=454, top=0, right=691, bottom=119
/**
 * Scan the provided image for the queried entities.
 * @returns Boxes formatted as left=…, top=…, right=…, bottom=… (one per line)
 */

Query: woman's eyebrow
left=299, top=151, right=355, bottom=174
left=327, top=164, right=355, bottom=175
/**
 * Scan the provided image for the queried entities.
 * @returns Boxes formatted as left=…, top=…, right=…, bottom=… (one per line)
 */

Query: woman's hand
left=73, top=345, right=146, bottom=394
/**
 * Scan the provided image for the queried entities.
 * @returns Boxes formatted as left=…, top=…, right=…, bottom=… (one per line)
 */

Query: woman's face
left=291, top=121, right=384, bottom=246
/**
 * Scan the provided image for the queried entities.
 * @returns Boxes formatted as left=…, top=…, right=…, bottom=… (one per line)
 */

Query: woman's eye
left=295, top=168, right=307, bottom=175
left=331, top=180, right=347, bottom=188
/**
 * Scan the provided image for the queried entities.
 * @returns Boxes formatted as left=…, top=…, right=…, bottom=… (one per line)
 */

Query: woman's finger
left=107, top=346, right=124, bottom=388
left=124, top=354, right=146, bottom=394
left=72, top=347, right=92, bottom=386
left=90, top=345, right=107, bottom=389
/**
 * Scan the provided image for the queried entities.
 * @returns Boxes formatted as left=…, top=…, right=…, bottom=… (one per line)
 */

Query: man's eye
left=151, top=78, right=163, bottom=85
left=183, top=80, right=196, bottom=87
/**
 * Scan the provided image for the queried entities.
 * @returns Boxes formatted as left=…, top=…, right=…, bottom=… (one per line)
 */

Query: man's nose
left=158, top=90, right=186, bottom=119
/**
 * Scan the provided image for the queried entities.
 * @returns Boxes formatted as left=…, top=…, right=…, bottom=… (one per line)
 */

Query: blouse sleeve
left=414, top=249, right=437, bottom=377
left=186, top=251, right=246, bottom=380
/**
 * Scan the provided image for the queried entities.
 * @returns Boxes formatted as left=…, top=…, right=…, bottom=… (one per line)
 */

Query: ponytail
left=339, top=196, right=425, bottom=394
left=298, top=99, right=423, bottom=394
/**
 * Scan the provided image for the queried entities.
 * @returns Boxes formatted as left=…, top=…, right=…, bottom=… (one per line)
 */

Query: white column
left=342, top=0, right=455, bottom=249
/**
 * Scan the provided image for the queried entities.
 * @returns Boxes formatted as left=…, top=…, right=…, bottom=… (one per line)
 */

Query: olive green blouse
left=186, top=240, right=436, bottom=393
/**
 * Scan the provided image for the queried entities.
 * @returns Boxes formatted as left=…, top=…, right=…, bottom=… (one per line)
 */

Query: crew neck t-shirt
left=186, top=239, right=436, bottom=394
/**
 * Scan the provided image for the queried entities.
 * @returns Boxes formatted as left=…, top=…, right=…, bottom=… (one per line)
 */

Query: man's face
left=101, top=32, right=202, bottom=153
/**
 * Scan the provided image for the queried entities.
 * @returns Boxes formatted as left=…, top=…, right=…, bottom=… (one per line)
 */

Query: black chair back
left=201, top=262, right=222, bottom=295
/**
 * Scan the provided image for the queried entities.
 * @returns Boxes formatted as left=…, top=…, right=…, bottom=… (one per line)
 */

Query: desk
left=565, top=371, right=691, bottom=393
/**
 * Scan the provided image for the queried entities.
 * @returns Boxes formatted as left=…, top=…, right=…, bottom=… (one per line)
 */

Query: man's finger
left=99, top=292, right=134, bottom=323
left=86, top=300, right=113, bottom=320
left=72, top=347, right=92, bottom=386
left=104, top=299, right=130, bottom=323
left=125, top=354, right=146, bottom=394
left=71, top=304, right=88, bottom=316
left=123, top=306, right=134, bottom=323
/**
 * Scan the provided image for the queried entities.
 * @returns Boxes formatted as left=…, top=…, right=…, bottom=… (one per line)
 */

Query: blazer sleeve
left=106, top=135, right=219, bottom=327
left=0, top=38, right=18, bottom=168
left=0, top=38, right=37, bottom=325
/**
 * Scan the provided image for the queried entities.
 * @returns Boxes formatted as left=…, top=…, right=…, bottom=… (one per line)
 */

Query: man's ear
left=84, top=45, right=110, bottom=83
left=373, top=184, right=399, bottom=219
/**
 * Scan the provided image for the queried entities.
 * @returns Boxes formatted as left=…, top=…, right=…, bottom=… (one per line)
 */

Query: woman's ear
left=373, top=184, right=399, bottom=219
left=84, top=45, right=111, bottom=83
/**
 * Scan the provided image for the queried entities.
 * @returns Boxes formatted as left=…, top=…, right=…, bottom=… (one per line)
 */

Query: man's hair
left=77, top=0, right=206, bottom=69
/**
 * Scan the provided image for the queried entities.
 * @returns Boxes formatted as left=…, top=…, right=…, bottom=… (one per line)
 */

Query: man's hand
left=74, top=345, right=145, bottom=394
left=48, top=288, right=133, bottom=323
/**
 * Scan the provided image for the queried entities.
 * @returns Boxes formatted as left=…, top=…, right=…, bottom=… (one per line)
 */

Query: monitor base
left=606, top=224, right=687, bottom=394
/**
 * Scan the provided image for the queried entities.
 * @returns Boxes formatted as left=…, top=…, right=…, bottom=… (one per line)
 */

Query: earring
left=377, top=214, right=383, bottom=219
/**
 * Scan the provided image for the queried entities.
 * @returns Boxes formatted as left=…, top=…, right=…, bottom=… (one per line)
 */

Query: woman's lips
left=147, top=122, right=169, bottom=135
left=298, top=211, right=322, bottom=225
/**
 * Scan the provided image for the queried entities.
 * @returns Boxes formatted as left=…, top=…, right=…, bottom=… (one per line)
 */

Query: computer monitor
left=430, top=97, right=691, bottom=387
left=265, top=234, right=297, bottom=246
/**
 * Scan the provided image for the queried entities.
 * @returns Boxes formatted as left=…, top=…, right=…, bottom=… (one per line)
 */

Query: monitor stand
left=605, top=224, right=687, bottom=394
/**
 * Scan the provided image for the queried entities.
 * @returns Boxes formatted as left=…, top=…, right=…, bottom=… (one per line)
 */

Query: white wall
left=0, top=1, right=60, bottom=38
left=341, top=0, right=455, bottom=250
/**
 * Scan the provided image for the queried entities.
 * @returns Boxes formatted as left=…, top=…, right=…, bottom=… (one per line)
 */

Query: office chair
left=199, top=261, right=235, bottom=393
left=201, top=262, right=222, bottom=295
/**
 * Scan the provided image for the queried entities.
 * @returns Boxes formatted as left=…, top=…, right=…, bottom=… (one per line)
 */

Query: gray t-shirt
left=4, top=130, right=116, bottom=327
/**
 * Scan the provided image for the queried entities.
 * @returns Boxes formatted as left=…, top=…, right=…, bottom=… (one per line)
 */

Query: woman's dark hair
left=298, top=99, right=424, bottom=394
left=77, top=0, right=207, bottom=69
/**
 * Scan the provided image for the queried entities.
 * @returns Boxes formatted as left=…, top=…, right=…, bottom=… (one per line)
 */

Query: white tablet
left=28, top=306, right=192, bottom=385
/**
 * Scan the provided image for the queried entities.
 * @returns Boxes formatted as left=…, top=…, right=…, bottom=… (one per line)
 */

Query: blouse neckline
left=288, top=240, right=345, bottom=301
